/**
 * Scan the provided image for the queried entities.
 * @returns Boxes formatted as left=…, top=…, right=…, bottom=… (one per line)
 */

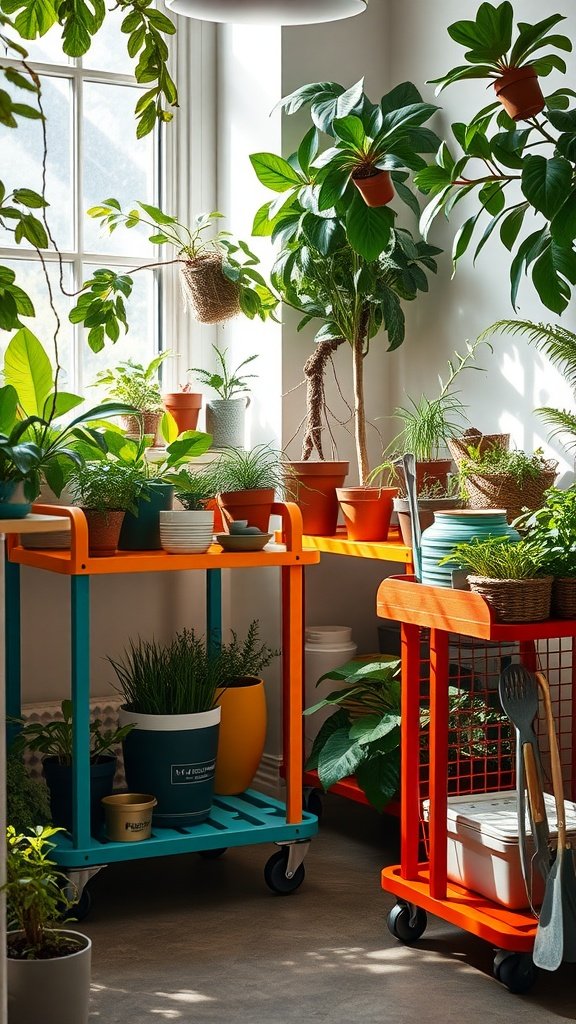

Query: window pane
left=0, top=260, right=74, bottom=393
left=81, top=8, right=134, bottom=75
left=21, top=26, right=73, bottom=66
left=0, top=75, right=73, bottom=250
left=82, top=83, right=155, bottom=257
left=79, top=266, right=156, bottom=390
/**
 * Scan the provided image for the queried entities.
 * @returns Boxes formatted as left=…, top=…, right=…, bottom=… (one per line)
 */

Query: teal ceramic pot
left=118, top=482, right=174, bottom=551
left=0, top=481, right=31, bottom=519
left=421, top=509, right=520, bottom=589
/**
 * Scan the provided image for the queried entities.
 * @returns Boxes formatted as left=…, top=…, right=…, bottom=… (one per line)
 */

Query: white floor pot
left=119, top=706, right=221, bottom=825
left=8, top=929, right=92, bottom=1024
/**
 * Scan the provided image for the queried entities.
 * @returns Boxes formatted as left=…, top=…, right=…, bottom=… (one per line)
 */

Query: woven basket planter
left=552, top=577, right=576, bottom=619
left=467, top=575, right=553, bottom=623
left=448, top=432, right=510, bottom=466
left=463, top=463, right=557, bottom=523
left=180, top=254, right=240, bottom=324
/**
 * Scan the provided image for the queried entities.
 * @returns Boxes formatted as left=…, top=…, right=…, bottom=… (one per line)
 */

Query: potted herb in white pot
left=5, top=825, right=92, bottom=1024
left=189, top=345, right=259, bottom=449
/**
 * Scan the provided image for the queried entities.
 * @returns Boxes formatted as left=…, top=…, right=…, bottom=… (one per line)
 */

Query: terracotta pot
left=214, top=676, right=267, bottom=795
left=494, top=66, right=544, bottom=122
left=415, top=458, right=453, bottom=494
left=393, top=496, right=462, bottom=548
left=82, top=509, right=125, bottom=557
left=352, top=169, right=394, bottom=207
left=283, top=461, right=349, bottom=536
left=163, top=392, right=202, bottom=434
left=121, top=410, right=162, bottom=445
left=217, top=488, right=275, bottom=534
left=336, top=486, right=397, bottom=541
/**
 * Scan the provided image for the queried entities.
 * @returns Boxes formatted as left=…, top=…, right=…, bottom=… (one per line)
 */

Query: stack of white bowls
left=159, top=510, right=215, bottom=554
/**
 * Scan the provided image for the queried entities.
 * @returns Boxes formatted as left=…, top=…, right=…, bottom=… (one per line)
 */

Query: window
left=0, top=9, right=160, bottom=392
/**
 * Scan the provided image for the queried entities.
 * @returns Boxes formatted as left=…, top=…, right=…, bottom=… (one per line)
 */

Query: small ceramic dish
left=216, top=532, right=272, bottom=552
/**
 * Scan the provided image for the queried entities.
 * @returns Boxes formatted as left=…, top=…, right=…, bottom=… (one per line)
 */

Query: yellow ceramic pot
left=215, top=676, right=267, bottom=795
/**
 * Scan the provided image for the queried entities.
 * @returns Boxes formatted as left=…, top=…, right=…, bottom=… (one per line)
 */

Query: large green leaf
left=4, top=0, right=58, bottom=38
left=332, top=114, right=365, bottom=150
left=0, top=384, right=18, bottom=434
left=4, top=327, right=53, bottom=417
left=381, top=81, right=423, bottom=116
left=521, top=155, right=572, bottom=219
left=317, top=728, right=365, bottom=791
left=550, top=192, right=576, bottom=247
left=345, top=193, right=394, bottom=261
left=355, top=748, right=400, bottom=812
left=448, top=2, right=513, bottom=59
left=510, top=13, right=568, bottom=66
left=499, top=204, right=527, bottom=251
left=165, top=430, right=212, bottom=464
left=249, top=153, right=302, bottom=193
left=301, top=213, right=345, bottom=256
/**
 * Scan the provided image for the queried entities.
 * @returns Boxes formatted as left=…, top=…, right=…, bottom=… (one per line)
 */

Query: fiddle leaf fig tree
left=251, top=79, right=442, bottom=484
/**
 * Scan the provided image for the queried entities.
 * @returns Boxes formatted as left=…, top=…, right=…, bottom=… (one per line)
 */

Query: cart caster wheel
left=304, top=788, right=323, bottom=820
left=493, top=951, right=537, bottom=994
left=198, top=848, right=228, bottom=860
left=69, top=886, right=93, bottom=922
left=264, top=850, right=305, bottom=895
left=387, top=902, right=427, bottom=945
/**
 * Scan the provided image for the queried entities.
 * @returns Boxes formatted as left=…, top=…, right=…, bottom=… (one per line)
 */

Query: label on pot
left=171, top=759, right=216, bottom=784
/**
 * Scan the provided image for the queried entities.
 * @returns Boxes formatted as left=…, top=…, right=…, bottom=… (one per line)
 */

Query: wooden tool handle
left=523, top=742, right=546, bottom=824
left=536, top=670, right=565, bottom=845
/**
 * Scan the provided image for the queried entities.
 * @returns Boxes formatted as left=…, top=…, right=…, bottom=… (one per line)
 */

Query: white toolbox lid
left=437, top=790, right=576, bottom=845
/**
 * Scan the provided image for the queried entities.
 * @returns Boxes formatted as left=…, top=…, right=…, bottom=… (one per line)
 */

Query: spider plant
left=215, top=444, right=285, bottom=494
left=440, top=535, right=548, bottom=579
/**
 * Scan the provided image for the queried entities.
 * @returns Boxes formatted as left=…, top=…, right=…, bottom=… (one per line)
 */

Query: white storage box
left=424, top=790, right=576, bottom=910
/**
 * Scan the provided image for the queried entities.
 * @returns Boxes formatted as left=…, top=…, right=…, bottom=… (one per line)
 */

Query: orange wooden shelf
left=302, top=769, right=400, bottom=814
left=303, top=527, right=412, bottom=564
left=377, top=574, right=576, bottom=641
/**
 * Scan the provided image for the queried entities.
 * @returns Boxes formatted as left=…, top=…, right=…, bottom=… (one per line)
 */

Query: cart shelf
left=303, top=527, right=412, bottom=564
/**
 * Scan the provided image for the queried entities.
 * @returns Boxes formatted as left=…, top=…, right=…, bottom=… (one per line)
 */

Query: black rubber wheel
left=264, top=850, right=305, bottom=895
left=493, top=951, right=537, bottom=994
left=69, top=886, right=93, bottom=922
left=198, top=848, right=228, bottom=860
left=386, top=902, right=427, bottom=944
left=304, top=788, right=323, bottom=820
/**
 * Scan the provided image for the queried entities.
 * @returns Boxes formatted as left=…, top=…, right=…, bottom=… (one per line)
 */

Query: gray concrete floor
left=83, top=795, right=575, bottom=1023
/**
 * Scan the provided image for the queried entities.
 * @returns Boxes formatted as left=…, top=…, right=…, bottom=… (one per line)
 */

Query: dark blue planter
left=42, top=755, right=117, bottom=836
left=0, top=481, right=31, bottom=519
left=118, top=482, right=174, bottom=551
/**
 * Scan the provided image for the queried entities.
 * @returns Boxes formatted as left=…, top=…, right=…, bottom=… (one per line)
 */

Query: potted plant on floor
left=429, top=3, right=570, bottom=122
left=108, top=628, right=229, bottom=826
left=214, top=620, right=280, bottom=795
left=4, top=825, right=92, bottom=1024
left=66, top=460, right=144, bottom=556
left=161, top=467, right=220, bottom=554
left=215, top=444, right=286, bottom=534
left=251, top=79, right=442, bottom=519
left=10, top=699, right=134, bottom=836
left=440, top=535, right=552, bottom=623
left=516, top=484, right=576, bottom=617
left=457, top=445, right=558, bottom=523
left=6, top=751, right=52, bottom=833
left=188, top=345, right=259, bottom=449
left=92, top=352, right=171, bottom=445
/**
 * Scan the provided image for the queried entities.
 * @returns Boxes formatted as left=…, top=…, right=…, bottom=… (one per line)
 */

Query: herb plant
left=92, top=353, right=170, bottom=413
left=217, top=620, right=280, bottom=682
left=11, top=699, right=134, bottom=767
left=516, top=485, right=576, bottom=577
left=67, top=461, right=144, bottom=514
left=458, top=445, right=554, bottom=491
left=440, top=536, right=548, bottom=579
left=189, top=346, right=259, bottom=400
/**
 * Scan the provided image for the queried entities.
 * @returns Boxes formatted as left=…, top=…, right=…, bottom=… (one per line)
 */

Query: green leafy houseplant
left=217, top=620, right=280, bottom=683
left=415, top=4, right=576, bottom=315
left=457, top=444, right=558, bottom=522
left=251, top=79, right=442, bottom=482
left=516, top=485, right=576, bottom=577
left=86, top=425, right=212, bottom=487
left=188, top=346, right=259, bottom=401
left=6, top=752, right=52, bottom=833
left=93, top=353, right=170, bottom=415
left=172, top=468, right=220, bottom=511
left=67, top=460, right=144, bottom=515
left=430, top=4, right=570, bottom=104
left=11, top=699, right=133, bottom=767
left=304, top=657, right=402, bottom=812
left=215, top=444, right=285, bottom=494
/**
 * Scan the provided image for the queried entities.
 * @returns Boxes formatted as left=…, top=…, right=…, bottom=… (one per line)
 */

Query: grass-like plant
left=11, top=699, right=134, bottom=767
left=215, top=444, right=285, bottom=494
left=440, top=536, right=548, bottom=580
left=171, top=468, right=220, bottom=511
left=4, top=825, right=80, bottom=959
left=67, top=460, right=144, bottom=514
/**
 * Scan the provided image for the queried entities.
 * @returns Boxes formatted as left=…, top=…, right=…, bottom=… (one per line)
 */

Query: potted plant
left=304, top=656, right=402, bottom=811
left=92, top=352, right=171, bottom=445
left=447, top=426, right=511, bottom=468
left=66, top=460, right=144, bottom=556
left=163, top=384, right=203, bottom=436
left=160, top=466, right=220, bottom=554
left=10, top=699, right=134, bottom=836
left=82, top=204, right=278, bottom=329
left=516, top=485, right=576, bottom=617
left=392, top=477, right=463, bottom=549
left=430, top=3, right=570, bottom=122
left=440, top=535, right=552, bottom=622
left=188, top=345, right=259, bottom=449
left=214, top=620, right=279, bottom=795
left=457, top=445, right=558, bottom=523
left=4, top=825, right=92, bottom=1024
left=108, top=627, right=229, bottom=825
left=251, top=79, right=442, bottom=509
left=6, top=751, right=52, bottom=833
left=215, top=444, right=285, bottom=534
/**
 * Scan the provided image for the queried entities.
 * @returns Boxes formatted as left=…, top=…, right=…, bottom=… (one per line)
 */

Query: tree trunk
left=301, top=339, right=344, bottom=460
left=352, top=311, right=370, bottom=485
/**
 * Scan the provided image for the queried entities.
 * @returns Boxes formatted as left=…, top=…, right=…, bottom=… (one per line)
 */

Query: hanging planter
left=352, top=169, right=394, bottom=207
left=180, top=253, right=240, bottom=324
left=336, top=486, right=397, bottom=542
left=494, top=66, right=545, bottom=122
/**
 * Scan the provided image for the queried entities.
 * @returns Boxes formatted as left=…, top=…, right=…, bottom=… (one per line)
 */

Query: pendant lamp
left=164, top=0, right=368, bottom=25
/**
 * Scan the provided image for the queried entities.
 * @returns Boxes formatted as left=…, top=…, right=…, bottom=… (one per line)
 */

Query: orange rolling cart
left=376, top=575, right=576, bottom=993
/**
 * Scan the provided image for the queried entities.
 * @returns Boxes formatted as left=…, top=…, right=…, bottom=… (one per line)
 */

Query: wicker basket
left=467, top=575, right=553, bottom=623
left=463, top=463, right=557, bottom=523
left=180, top=253, right=240, bottom=324
left=448, top=432, right=510, bottom=466
left=552, top=577, right=576, bottom=619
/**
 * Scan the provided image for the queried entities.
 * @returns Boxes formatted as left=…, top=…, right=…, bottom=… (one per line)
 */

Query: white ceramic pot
left=159, top=509, right=215, bottom=553
left=8, top=929, right=92, bottom=1024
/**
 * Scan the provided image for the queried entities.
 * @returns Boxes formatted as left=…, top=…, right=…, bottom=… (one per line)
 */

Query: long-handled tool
left=401, top=453, right=422, bottom=582
left=523, top=741, right=551, bottom=889
left=533, top=671, right=576, bottom=967
left=498, top=664, right=549, bottom=909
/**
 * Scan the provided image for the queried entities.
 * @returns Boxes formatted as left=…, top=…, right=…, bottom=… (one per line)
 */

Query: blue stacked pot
left=421, top=509, right=520, bottom=588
